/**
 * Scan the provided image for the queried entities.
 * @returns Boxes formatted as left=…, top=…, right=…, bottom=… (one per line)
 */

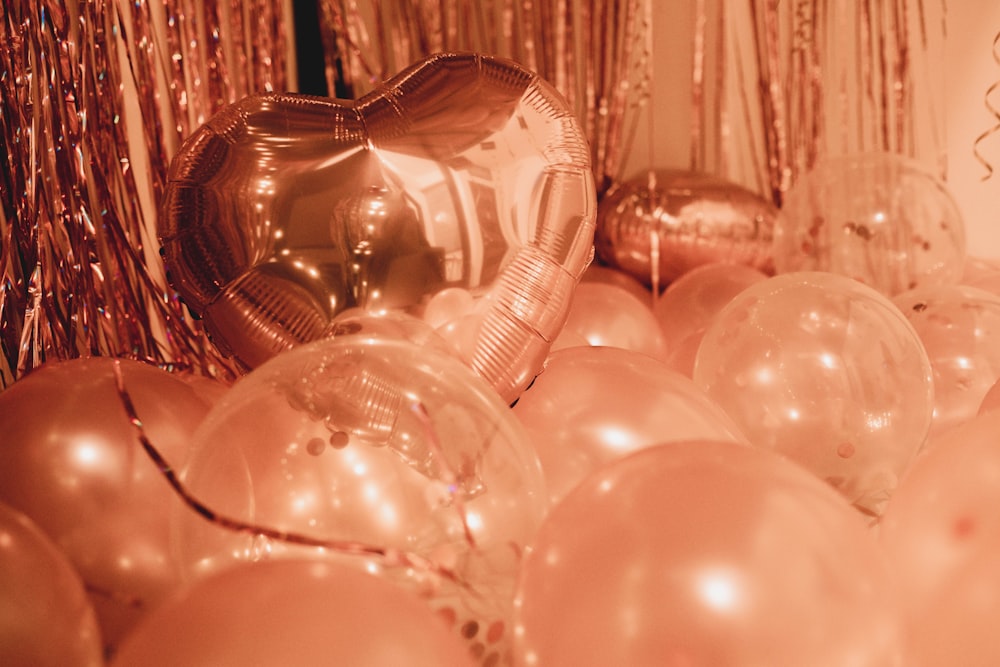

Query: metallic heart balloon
left=160, top=52, right=597, bottom=404
left=594, top=170, right=777, bottom=286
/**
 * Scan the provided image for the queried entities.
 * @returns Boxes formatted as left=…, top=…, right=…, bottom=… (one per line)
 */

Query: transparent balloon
left=160, top=52, right=597, bottom=403
left=512, top=441, right=906, bottom=667
left=773, top=152, right=966, bottom=296
left=892, top=284, right=1000, bottom=437
left=692, top=271, right=933, bottom=517
left=173, top=334, right=548, bottom=657
left=561, top=281, right=667, bottom=361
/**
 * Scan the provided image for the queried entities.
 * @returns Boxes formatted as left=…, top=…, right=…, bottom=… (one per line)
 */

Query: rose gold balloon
left=653, top=261, right=768, bottom=377
left=561, top=281, right=668, bottom=360
left=0, top=502, right=103, bottom=667
left=773, top=152, right=966, bottom=296
left=693, top=271, right=933, bottom=517
left=0, top=357, right=219, bottom=652
left=579, top=263, right=651, bottom=304
left=512, top=441, right=906, bottom=667
left=111, top=559, right=476, bottom=667
left=892, top=284, right=1000, bottom=437
left=594, top=169, right=777, bottom=286
left=512, top=346, right=746, bottom=504
left=979, top=376, right=1000, bottom=415
left=160, top=52, right=597, bottom=404
left=879, top=409, right=1000, bottom=664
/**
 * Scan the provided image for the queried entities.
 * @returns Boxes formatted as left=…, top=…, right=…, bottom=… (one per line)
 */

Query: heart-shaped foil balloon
left=594, top=170, right=777, bottom=287
left=160, top=53, right=596, bottom=403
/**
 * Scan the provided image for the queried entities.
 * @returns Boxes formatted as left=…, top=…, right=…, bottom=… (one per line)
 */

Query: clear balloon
left=160, top=52, right=597, bottom=403
left=594, top=169, right=777, bottom=287
left=0, top=357, right=220, bottom=652
left=110, top=559, right=476, bottom=667
left=173, top=334, right=547, bottom=657
left=653, top=261, right=768, bottom=377
left=561, top=282, right=668, bottom=361
left=512, top=346, right=746, bottom=505
left=892, top=284, right=1000, bottom=436
left=0, top=502, right=103, bottom=667
left=692, top=271, right=933, bottom=516
left=878, top=409, right=1000, bottom=665
left=512, top=441, right=906, bottom=667
left=773, top=152, right=966, bottom=296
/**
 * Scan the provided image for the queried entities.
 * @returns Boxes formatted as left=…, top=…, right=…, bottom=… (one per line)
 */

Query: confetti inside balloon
left=593, top=170, right=778, bottom=287
left=160, top=52, right=597, bottom=404
left=773, top=152, right=966, bottom=296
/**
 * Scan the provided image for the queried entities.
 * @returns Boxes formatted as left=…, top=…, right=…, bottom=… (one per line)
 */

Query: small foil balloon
left=594, top=169, right=777, bottom=287
left=160, top=52, right=597, bottom=404
left=0, top=357, right=220, bottom=652
left=0, top=502, right=103, bottom=667
left=511, top=441, right=906, bottom=667
left=512, top=345, right=746, bottom=505
left=111, top=559, right=476, bottom=667
left=773, top=152, right=966, bottom=296
left=560, top=281, right=668, bottom=360
left=892, top=284, right=1000, bottom=437
left=173, top=333, right=547, bottom=660
left=692, top=271, right=934, bottom=517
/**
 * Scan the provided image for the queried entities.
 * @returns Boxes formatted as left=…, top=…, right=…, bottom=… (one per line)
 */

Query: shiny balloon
left=561, top=281, right=668, bottom=361
left=0, top=357, right=220, bottom=652
left=160, top=52, right=597, bottom=404
left=111, top=559, right=476, bottom=667
left=512, top=441, right=906, bottom=667
left=512, top=345, right=746, bottom=505
left=892, top=284, right=1000, bottom=437
left=594, top=169, right=777, bottom=286
left=579, top=263, right=652, bottom=304
left=653, top=261, right=768, bottom=377
left=693, top=271, right=934, bottom=517
left=773, top=152, right=966, bottom=296
left=0, top=502, right=103, bottom=667
left=174, top=334, right=547, bottom=656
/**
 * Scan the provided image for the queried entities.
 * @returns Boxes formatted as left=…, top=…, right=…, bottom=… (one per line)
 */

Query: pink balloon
left=0, top=357, right=220, bottom=652
left=653, top=261, right=768, bottom=377
left=512, top=441, right=906, bottom=666
left=693, top=271, right=933, bottom=517
left=512, top=345, right=746, bottom=505
left=111, top=559, right=476, bottom=667
left=562, top=281, right=667, bottom=360
left=892, top=284, right=1000, bottom=436
left=0, top=502, right=103, bottom=667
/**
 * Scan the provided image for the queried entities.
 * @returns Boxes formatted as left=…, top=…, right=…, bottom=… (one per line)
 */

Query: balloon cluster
left=3, top=52, right=1000, bottom=666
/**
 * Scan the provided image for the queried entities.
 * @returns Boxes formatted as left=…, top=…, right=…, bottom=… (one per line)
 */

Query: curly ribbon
left=973, top=30, right=1000, bottom=181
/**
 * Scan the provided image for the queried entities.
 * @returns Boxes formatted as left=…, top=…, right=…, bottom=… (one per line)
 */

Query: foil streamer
left=0, top=0, right=289, bottom=388
left=973, top=31, right=1000, bottom=180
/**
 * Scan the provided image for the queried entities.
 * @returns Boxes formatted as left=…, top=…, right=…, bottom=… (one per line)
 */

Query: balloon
left=561, top=282, right=668, bottom=361
left=173, top=334, right=547, bottom=656
left=0, top=502, right=103, bottom=667
left=160, top=52, right=597, bottom=404
left=579, top=263, right=651, bottom=303
left=773, top=152, right=966, bottom=296
left=878, top=409, right=1000, bottom=665
left=594, top=169, right=777, bottom=287
left=512, top=345, right=746, bottom=505
left=653, top=261, right=768, bottom=377
left=110, top=559, right=476, bottom=667
left=511, top=441, right=906, bottom=667
left=0, top=357, right=220, bottom=652
left=892, top=284, right=1000, bottom=437
left=692, top=271, right=933, bottom=517
left=979, top=376, right=1000, bottom=415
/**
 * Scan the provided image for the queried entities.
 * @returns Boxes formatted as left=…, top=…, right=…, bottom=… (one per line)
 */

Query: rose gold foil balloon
left=653, top=261, right=768, bottom=377
left=561, top=281, right=668, bottom=360
left=174, top=334, right=547, bottom=658
left=693, top=271, right=933, bottom=517
left=0, top=357, right=219, bottom=652
left=892, top=284, right=1000, bottom=437
left=110, top=559, right=475, bottom=667
left=773, top=152, right=966, bottom=296
left=0, top=502, right=103, bottom=667
left=511, top=441, right=906, bottom=667
left=511, top=346, right=746, bottom=505
left=160, top=52, right=596, bottom=404
left=594, top=169, right=777, bottom=286
left=879, top=409, right=1000, bottom=664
